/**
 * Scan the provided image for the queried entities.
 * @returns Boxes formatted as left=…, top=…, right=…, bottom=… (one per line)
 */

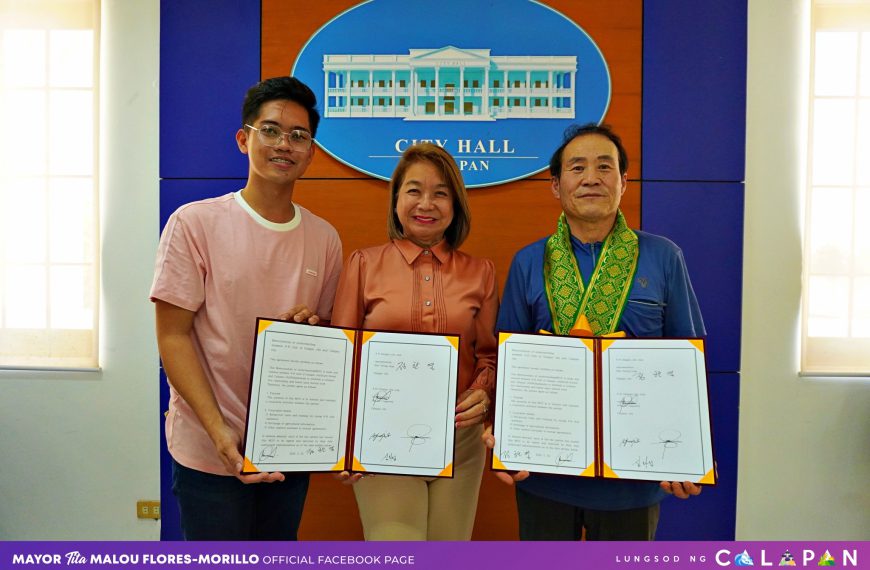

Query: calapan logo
left=716, top=548, right=858, bottom=567
left=735, top=550, right=756, bottom=566
left=292, top=0, right=611, bottom=187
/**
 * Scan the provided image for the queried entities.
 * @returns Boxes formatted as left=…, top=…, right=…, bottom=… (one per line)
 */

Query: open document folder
left=243, top=319, right=459, bottom=478
left=492, top=333, right=716, bottom=485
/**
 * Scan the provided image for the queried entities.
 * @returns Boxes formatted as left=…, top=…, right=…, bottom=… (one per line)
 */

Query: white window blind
left=0, top=0, right=99, bottom=369
left=802, top=0, right=870, bottom=374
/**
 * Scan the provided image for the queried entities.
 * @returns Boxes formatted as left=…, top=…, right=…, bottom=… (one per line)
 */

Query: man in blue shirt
left=485, top=124, right=705, bottom=540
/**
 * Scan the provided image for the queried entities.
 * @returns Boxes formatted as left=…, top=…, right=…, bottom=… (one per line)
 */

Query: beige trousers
left=353, top=423, right=485, bottom=541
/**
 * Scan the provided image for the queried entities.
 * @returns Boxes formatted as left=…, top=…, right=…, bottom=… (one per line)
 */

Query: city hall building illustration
left=322, top=46, right=577, bottom=121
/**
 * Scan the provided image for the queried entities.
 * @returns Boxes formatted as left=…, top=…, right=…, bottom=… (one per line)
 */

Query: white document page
left=243, top=321, right=354, bottom=472
left=600, top=338, right=714, bottom=482
left=493, top=333, right=596, bottom=476
left=352, top=332, right=458, bottom=477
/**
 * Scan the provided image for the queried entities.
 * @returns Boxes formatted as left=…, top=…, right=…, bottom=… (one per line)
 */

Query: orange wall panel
left=267, top=0, right=643, bottom=540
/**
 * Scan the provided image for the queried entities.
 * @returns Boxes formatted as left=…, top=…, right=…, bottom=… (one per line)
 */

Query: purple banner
left=0, top=542, right=865, bottom=570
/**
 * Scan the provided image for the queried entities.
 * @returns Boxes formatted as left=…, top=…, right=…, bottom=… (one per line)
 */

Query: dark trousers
left=171, top=459, right=309, bottom=541
left=516, top=487, right=660, bottom=541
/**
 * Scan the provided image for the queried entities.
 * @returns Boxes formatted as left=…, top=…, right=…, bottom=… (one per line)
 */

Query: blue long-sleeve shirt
left=497, top=230, right=705, bottom=510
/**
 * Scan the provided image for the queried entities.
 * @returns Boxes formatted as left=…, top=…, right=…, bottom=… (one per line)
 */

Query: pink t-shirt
left=150, top=191, right=342, bottom=475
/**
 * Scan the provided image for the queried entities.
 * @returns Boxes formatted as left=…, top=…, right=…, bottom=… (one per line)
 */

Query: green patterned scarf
left=543, top=211, right=638, bottom=335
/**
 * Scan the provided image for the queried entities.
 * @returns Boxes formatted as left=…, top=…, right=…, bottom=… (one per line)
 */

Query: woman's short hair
left=387, top=143, right=471, bottom=248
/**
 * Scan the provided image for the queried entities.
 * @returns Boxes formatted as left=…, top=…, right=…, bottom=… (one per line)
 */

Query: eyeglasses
left=245, top=123, right=313, bottom=151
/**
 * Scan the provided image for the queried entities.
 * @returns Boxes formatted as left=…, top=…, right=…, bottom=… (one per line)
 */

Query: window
left=802, top=0, right=870, bottom=374
left=0, top=0, right=99, bottom=369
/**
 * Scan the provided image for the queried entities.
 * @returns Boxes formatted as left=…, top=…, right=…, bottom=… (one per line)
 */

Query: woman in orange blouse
left=331, top=143, right=497, bottom=541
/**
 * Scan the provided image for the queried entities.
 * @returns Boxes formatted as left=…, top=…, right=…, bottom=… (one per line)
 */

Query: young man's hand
left=279, top=304, right=319, bottom=325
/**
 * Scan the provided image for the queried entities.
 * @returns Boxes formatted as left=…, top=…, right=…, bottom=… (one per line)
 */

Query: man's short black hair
left=548, top=123, right=629, bottom=177
left=241, top=76, right=320, bottom=138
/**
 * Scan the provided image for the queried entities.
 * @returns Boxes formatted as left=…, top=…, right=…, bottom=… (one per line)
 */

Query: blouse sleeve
left=329, top=249, right=367, bottom=330
left=468, top=258, right=498, bottom=401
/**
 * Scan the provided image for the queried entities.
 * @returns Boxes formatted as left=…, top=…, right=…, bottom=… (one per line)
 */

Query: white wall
left=0, top=0, right=160, bottom=539
left=740, top=0, right=870, bottom=540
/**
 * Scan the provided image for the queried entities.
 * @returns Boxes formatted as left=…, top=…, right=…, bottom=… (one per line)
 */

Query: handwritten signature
left=369, top=432, right=391, bottom=443
left=402, top=424, right=432, bottom=452
left=501, top=449, right=532, bottom=461
left=633, top=456, right=655, bottom=469
left=616, top=395, right=639, bottom=414
left=258, top=445, right=278, bottom=462
left=372, top=389, right=393, bottom=404
left=556, top=452, right=575, bottom=466
left=654, top=430, right=682, bottom=459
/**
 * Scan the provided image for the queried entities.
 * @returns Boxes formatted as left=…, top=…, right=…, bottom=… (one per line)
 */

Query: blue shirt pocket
left=622, top=298, right=666, bottom=337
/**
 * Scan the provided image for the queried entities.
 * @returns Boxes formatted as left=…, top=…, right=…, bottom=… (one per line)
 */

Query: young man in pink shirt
left=150, top=77, right=342, bottom=540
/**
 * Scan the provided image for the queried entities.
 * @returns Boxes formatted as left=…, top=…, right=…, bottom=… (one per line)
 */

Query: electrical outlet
left=136, top=500, right=161, bottom=520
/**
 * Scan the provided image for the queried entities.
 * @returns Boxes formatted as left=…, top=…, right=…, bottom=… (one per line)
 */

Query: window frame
left=800, top=0, right=870, bottom=376
left=0, top=0, right=100, bottom=371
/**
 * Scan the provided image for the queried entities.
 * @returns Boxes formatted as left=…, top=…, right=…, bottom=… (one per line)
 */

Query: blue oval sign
left=293, top=0, right=611, bottom=188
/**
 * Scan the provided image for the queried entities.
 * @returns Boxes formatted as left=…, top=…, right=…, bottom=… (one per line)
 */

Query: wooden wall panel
left=261, top=0, right=643, bottom=187
left=271, top=1, right=643, bottom=540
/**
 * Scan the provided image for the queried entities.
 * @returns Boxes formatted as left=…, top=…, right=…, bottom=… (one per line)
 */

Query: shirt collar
left=393, top=238, right=452, bottom=264
left=570, top=233, right=603, bottom=250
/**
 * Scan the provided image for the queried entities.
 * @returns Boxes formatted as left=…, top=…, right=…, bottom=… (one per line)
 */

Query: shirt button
left=425, top=300, right=432, bottom=306
left=424, top=275, right=431, bottom=281
left=423, top=250, right=430, bottom=256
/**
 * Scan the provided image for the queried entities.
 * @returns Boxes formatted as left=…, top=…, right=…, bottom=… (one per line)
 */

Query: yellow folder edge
left=581, top=338, right=595, bottom=352
left=601, top=339, right=617, bottom=352
left=243, top=457, right=260, bottom=473
left=446, top=335, right=459, bottom=352
left=257, top=319, right=274, bottom=335
left=330, top=459, right=345, bottom=472
left=601, top=462, right=619, bottom=478
left=342, top=329, right=356, bottom=345
left=699, top=468, right=716, bottom=484
left=361, top=331, right=376, bottom=345
left=498, top=332, right=512, bottom=345
left=437, top=463, right=454, bottom=477
left=352, top=456, right=367, bottom=472
left=580, top=462, right=596, bottom=477
left=572, top=314, right=593, bottom=333
left=688, top=338, right=705, bottom=353
left=491, top=454, right=508, bottom=470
